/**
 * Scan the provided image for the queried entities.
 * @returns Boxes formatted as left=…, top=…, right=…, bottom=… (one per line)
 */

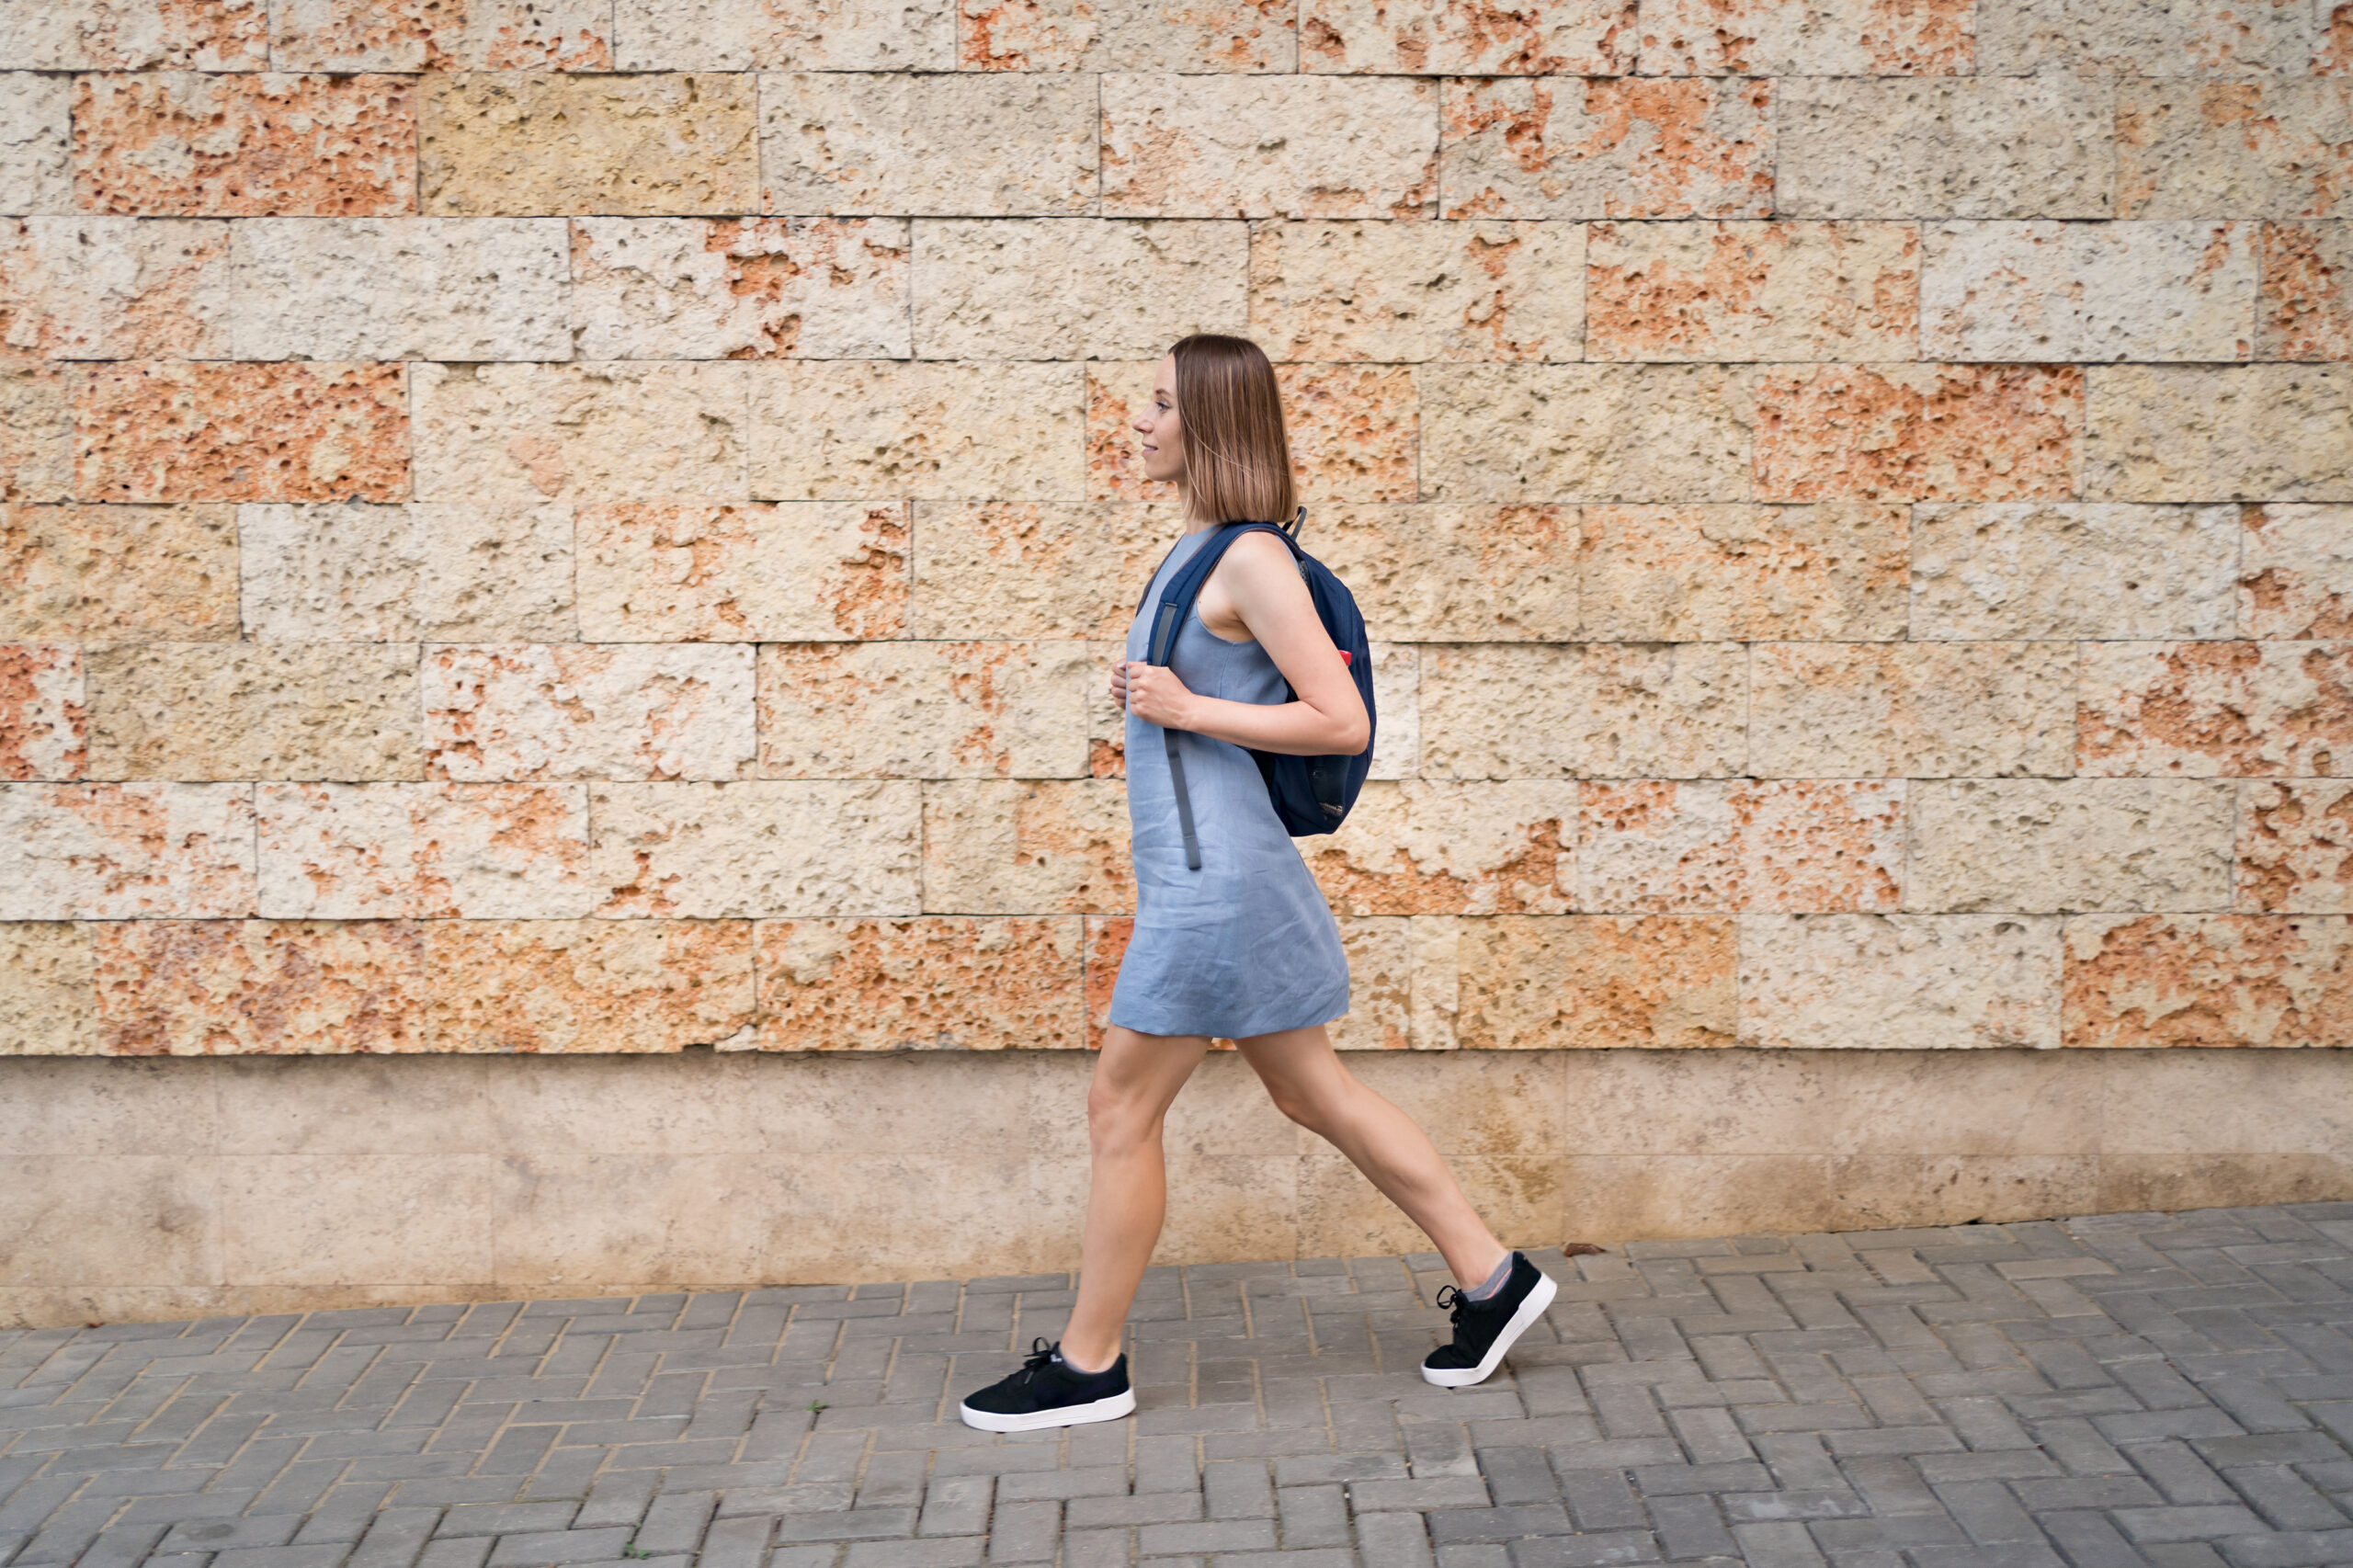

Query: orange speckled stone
left=1301, top=0, right=1635, bottom=74
left=91, top=919, right=426, bottom=1055
left=2063, top=913, right=2353, bottom=1047
left=2258, top=222, right=2352, bottom=361
left=0, top=644, right=85, bottom=780
left=2239, top=780, right=2353, bottom=915
left=1278, top=364, right=1419, bottom=503
left=2079, top=642, right=2353, bottom=778
left=920, top=779, right=1134, bottom=915
left=756, top=916, right=1085, bottom=1050
left=1755, top=364, right=2083, bottom=504
left=1577, top=779, right=1904, bottom=914
left=1585, top=221, right=1920, bottom=363
left=256, top=781, right=594, bottom=921
left=1456, top=913, right=1736, bottom=1048
left=578, top=502, right=909, bottom=642
left=2241, top=505, right=2353, bottom=641
left=74, top=73, right=417, bottom=218
left=1308, top=779, right=1576, bottom=915
left=1577, top=502, right=1908, bottom=642
left=429, top=919, right=754, bottom=1053
left=1638, top=0, right=1969, bottom=74
left=73, top=362, right=409, bottom=504
left=0, top=366, right=71, bottom=502
left=0, top=217, right=234, bottom=361
left=271, top=0, right=613, bottom=71
left=1440, top=76, right=1772, bottom=220
left=1, top=781, right=257, bottom=920
left=6, top=0, right=269, bottom=70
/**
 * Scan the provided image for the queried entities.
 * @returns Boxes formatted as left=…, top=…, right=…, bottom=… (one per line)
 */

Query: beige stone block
left=220, top=1153, right=492, bottom=1286
left=914, top=220, right=1247, bottom=361
left=256, top=781, right=593, bottom=920
left=964, top=0, right=1296, bottom=69
left=1639, top=0, right=1971, bottom=72
left=422, top=74, right=757, bottom=218
left=1777, top=78, right=2116, bottom=221
left=207, top=1055, right=488, bottom=1155
left=0, top=364, right=68, bottom=501
left=1739, top=913, right=2061, bottom=1051
left=1441, top=77, right=1771, bottom=222
left=1913, top=502, right=2239, bottom=641
left=755, top=916, right=1085, bottom=1050
left=915, top=501, right=1180, bottom=639
left=0, top=1153, right=220, bottom=1288
left=1827, top=1050, right=2100, bottom=1158
left=1325, top=915, right=1413, bottom=1049
left=571, top=217, right=911, bottom=361
left=760, top=73, right=1098, bottom=218
left=758, top=641, right=1089, bottom=779
left=1584, top=221, right=1918, bottom=365
left=1756, top=363, right=2083, bottom=505
left=1, top=504, right=238, bottom=642
left=0, top=1, right=268, bottom=69
left=0, top=217, right=233, bottom=359
left=2119, top=81, right=2353, bottom=221
left=1418, top=363, right=1753, bottom=504
left=487, top=1145, right=830, bottom=1283
left=1302, top=0, right=1632, bottom=72
left=1923, top=221, right=2258, bottom=364
left=579, top=501, right=906, bottom=642
left=1978, top=0, right=2317, bottom=74
left=1102, top=74, right=1438, bottom=220
left=2245, top=505, right=2353, bottom=640
left=1274, top=364, right=1420, bottom=503
left=230, top=218, right=569, bottom=362
left=2097, top=1048, right=2353, bottom=1163
left=1366, top=642, right=1416, bottom=782
left=1749, top=641, right=2077, bottom=779
left=1906, top=778, right=2234, bottom=913
left=74, top=72, right=417, bottom=219
left=0, top=74, right=72, bottom=216
left=72, top=360, right=410, bottom=506
left=0, top=644, right=86, bottom=780
left=1455, top=914, right=1736, bottom=1048
left=1579, top=779, right=1905, bottom=915
left=86, top=642, right=420, bottom=783
left=484, top=1051, right=768, bottom=1154
left=2063, top=913, right=2353, bottom=1048
left=239, top=501, right=576, bottom=644
left=1419, top=642, right=1745, bottom=779
left=921, top=779, right=1132, bottom=914
left=2086, top=365, right=2353, bottom=505
left=91, top=920, right=426, bottom=1056
left=1305, top=778, right=1574, bottom=915
left=427, top=919, right=755, bottom=1053
left=412, top=361, right=749, bottom=506
left=619, top=0, right=949, bottom=66
left=1249, top=220, right=1585, bottom=363
left=590, top=780, right=923, bottom=918
left=0, top=922, right=97, bottom=1055
left=2238, top=779, right=2353, bottom=914
left=1306, top=504, right=1576, bottom=642
left=0, top=782, right=256, bottom=919
left=426, top=643, right=757, bottom=783
left=1579, top=503, right=1906, bottom=642
left=748, top=361, right=1083, bottom=502
left=272, top=0, right=613, bottom=69
left=2260, top=222, right=2353, bottom=361
left=2080, top=642, right=2353, bottom=778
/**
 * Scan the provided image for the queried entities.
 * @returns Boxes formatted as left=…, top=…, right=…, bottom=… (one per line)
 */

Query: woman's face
left=1133, top=354, right=1185, bottom=485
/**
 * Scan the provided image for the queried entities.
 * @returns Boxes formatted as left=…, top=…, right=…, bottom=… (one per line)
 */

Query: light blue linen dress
left=1107, top=528, right=1353, bottom=1040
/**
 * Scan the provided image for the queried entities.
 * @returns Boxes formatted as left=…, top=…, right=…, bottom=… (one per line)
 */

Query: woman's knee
left=1086, top=1075, right=1163, bottom=1156
left=1265, top=1069, right=1354, bottom=1136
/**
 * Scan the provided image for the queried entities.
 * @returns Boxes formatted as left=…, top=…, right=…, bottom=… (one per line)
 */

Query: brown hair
left=1169, top=334, right=1298, bottom=525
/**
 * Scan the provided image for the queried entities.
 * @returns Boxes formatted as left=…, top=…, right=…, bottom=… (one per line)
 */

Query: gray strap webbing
left=1146, top=600, right=1203, bottom=871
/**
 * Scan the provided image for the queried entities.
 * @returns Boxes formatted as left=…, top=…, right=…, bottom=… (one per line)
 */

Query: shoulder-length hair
left=1170, top=334, right=1298, bottom=526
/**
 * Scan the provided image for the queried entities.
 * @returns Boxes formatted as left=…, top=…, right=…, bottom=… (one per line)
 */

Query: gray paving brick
left=842, top=1540, right=984, bottom=1568
left=699, top=1516, right=778, bottom=1568
left=485, top=1528, right=635, bottom=1565
left=1505, top=1530, right=1662, bottom=1567
left=774, top=1513, right=923, bottom=1544
left=1358, top=1511, right=1437, bottom=1568
left=1204, top=1463, right=1274, bottom=1521
left=918, top=1476, right=992, bottom=1538
left=1276, top=1485, right=1350, bottom=1550
left=2116, top=1509, right=2273, bottom=1543
left=1067, top=1492, right=1204, bottom=1528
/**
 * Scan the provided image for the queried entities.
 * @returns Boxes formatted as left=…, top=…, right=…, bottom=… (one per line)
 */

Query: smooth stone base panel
left=3, top=1047, right=2347, bottom=1329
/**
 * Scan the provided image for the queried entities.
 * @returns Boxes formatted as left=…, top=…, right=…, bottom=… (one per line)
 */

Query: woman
left=958, top=335, right=1556, bottom=1433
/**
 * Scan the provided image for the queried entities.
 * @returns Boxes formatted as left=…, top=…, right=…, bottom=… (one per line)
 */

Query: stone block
left=1777, top=78, right=2115, bottom=220
left=590, top=780, right=924, bottom=918
left=1326, top=914, right=1414, bottom=1049
left=571, top=217, right=911, bottom=360
left=90, top=919, right=427, bottom=1055
left=74, top=72, right=417, bottom=217
left=1440, top=77, right=1771, bottom=220
left=0, top=781, right=256, bottom=919
left=1748, top=641, right=2076, bottom=778
left=1455, top=914, right=1735, bottom=1048
left=913, top=501, right=1181, bottom=639
left=1740, top=913, right=2062, bottom=1051
left=425, top=643, right=758, bottom=783
left=0, top=922, right=97, bottom=1055
left=87, top=642, right=421, bottom=782
left=0, top=502, right=239, bottom=641
left=1304, top=778, right=1575, bottom=915
left=920, top=779, right=1132, bottom=914
left=964, top=0, right=1296, bottom=69
left=761, top=73, right=1097, bottom=217
left=1638, top=0, right=1971, bottom=73
left=1086, top=635, right=1128, bottom=777
left=1418, top=363, right=1754, bottom=503
left=2242, top=504, right=2353, bottom=640
left=618, top=0, right=949, bottom=66
left=1277, top=364, right=1421, bottom=502
left=1977, top=0, right=2318, bottom=74
left=1756, top=364, right=2083, bottom=504
left=0, top=643, right=85, bottom=780
left=2118, top=81, right=2353, bottom=220
left=423, top=73, right=758, bottom=217
left=915, top=220, right=1247, bottom=361
left=1577, top=779, right=1905, bottom=914
left=2238, top=779, right=2353, bottom=914
left=1102, top=74, right=1438, bottom=219
left=0, top=364, right=68, bottom=500
left=0, top=1, right=268, bottom=69
left=2063, top=914, right=2353, bottom=1048
left=0, top=74, right=72, bottom=216
left=579, top=501, right=906, bottom=642
left=0, top=217, right=233, bottom=359
left=229, top=218, right=570, bottom=361
left=1905, top=778, right=2235, bottom=914
left=1306, top=504, right=1577, bottom=641
left=239, top=500, right=576, bottom=643
left=754, top=917, right=1086, bottom=1050
left=1578, top=502, right=1907, bottom=642
left=270, top=0, right=613, bottom=69
left=1302, top=0, right=1632, bottom=72
left=1585, top=220, right=1918, bottom=364
left=2079, top=642, right=2353, bottom=778
left=412, top=361, right=748, bottom=505
left=2086, top=365, right=2353, bottom=504
left=1912, top=502, right=2239, bottom=640
left=1922, top=221, right=2258, bottom=363
left=1419, top=642, right=1745, bottom=779
left=750, top=361, right=1083, bottom=503
left=256, top=781, right=595, bottom=920
left=74, top=361, right=410, bottom=504
left=427, top=919, right=756, bottom=1053
left=757, top=641, right=1090, bottom=778
left=2260, top=222, right=2353, bottom=361
left=1248, top=220, right=1585, bottom=362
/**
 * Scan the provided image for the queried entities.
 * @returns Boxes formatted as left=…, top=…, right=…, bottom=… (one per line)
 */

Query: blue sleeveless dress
left=1108, top=528, right=1353, bottom=1040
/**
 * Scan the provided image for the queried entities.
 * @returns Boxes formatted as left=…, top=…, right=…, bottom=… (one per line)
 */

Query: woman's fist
left=1117, top=660, right=1197, bottom=730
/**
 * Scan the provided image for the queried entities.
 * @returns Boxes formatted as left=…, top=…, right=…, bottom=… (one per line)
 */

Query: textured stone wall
left=2, top=0, right=2351, bottom=1068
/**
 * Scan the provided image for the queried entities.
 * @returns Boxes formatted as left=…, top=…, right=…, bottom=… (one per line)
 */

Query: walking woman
left=957, top=335, right=1557, bottom=1433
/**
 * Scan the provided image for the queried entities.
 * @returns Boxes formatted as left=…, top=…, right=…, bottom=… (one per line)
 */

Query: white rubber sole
left=958, top=1387, right=1137, bottom=1433
left=1420, top=1269, right=1559, bottom=1388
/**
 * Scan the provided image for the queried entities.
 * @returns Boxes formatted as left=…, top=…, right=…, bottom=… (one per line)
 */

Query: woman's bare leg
left=1233, top=1024, right=1510, bottom=1288
left=1057, top=1024, right=1213, bottom=1372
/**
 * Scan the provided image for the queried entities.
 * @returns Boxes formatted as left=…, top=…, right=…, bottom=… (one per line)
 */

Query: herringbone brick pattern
left=6, top=1205, right=2353, bottom=1568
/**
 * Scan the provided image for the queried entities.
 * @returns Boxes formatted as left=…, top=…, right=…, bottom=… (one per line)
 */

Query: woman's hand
left=1120, top=661, right=1198, bottom=730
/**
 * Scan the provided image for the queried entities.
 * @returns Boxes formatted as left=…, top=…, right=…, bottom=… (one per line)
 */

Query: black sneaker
left=1420, top=1252, right=1558, bottom=1388
left=958, top=1337, right=1137, bottom=1432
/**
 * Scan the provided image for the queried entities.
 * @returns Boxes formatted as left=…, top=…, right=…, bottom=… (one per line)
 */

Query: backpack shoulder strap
left=1143, top=522, right=1295, bottom=666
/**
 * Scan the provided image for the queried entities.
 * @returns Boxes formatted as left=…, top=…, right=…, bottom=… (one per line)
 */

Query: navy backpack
left=1133, top=510, right=1376, bottom=870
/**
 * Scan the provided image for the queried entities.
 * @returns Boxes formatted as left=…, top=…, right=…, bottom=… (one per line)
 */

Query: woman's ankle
left=1057, top=1339, right=1120, bottom=1375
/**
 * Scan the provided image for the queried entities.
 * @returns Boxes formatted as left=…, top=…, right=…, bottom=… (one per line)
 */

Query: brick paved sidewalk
left=6, top=1206, right=2353, bottom=1568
